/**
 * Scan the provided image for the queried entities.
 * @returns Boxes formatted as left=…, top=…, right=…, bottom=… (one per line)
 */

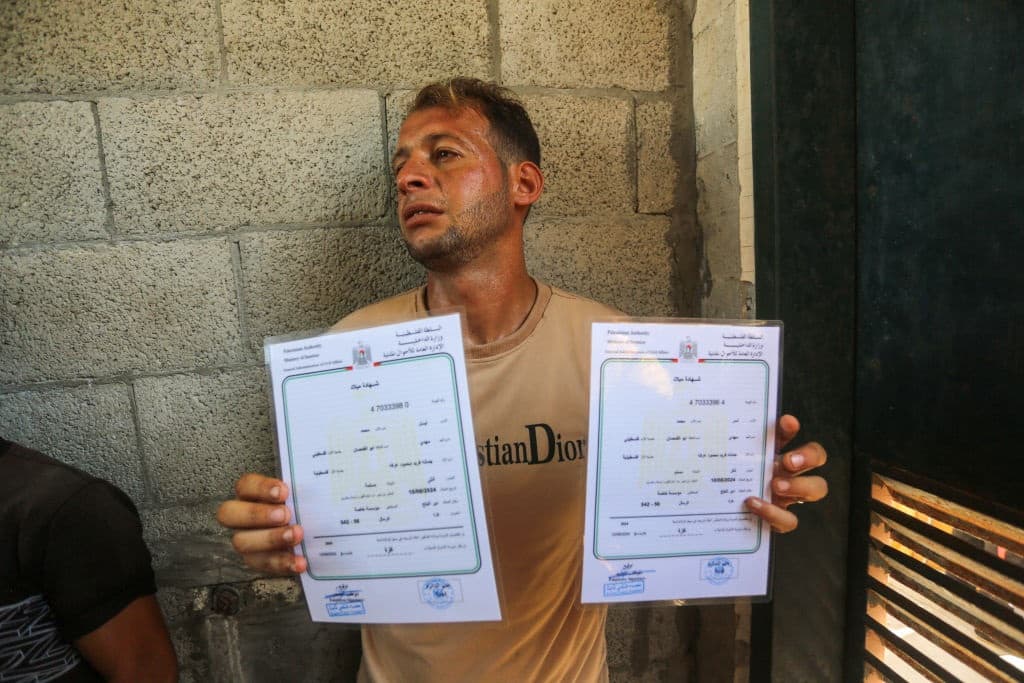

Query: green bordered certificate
left=582, top=319, right=782, bottom=604
left=266, top=313, right=500, bottom=623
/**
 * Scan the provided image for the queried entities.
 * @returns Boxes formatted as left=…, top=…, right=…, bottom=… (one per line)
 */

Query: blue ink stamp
left=324, top=585, right=365, bottom=617
left=419, top=577, right=459, bottom=609
left=326, top=601, right=365, bottom=617
left=701, top=557, right=737, bottom=585
left=603, top=563, right=649, bottom=597
left=604, top=580, right=645, bottom=597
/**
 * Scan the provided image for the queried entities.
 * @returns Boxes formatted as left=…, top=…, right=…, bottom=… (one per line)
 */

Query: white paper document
left=265, top=313, right=501, bottom=623
left=582, top=321, right=782, bottom=603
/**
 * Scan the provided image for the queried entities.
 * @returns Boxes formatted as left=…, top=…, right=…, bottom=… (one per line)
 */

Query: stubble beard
left=402, top=185, right=511, bottom=272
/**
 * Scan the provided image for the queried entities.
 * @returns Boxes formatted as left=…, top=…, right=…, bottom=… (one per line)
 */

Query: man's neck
left=424, top=263, right=537, bottom=347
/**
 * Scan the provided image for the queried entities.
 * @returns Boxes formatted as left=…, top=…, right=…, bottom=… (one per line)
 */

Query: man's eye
left=435, top=149, right=456, bottom=161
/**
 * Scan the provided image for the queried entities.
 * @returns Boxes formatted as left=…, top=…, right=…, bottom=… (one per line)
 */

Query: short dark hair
left=408, top=78, right=541, bottom=168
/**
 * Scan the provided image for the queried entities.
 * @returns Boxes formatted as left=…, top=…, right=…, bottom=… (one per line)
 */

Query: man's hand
left=216, top=473, right=307, bottom=575
left=744, top=414, right=828, bottom=533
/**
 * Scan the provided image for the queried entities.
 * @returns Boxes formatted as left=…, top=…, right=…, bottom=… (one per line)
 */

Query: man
left=217, top=78, right=828, bottom=680
left=0, top=438, right=178, bottom=682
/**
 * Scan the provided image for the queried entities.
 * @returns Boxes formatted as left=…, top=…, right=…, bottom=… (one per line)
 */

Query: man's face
left=391, top=106, right=514, bottom=271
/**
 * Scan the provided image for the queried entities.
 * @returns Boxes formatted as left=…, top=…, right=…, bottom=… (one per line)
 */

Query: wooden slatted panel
left=865, top=473, right=1024, bottom=682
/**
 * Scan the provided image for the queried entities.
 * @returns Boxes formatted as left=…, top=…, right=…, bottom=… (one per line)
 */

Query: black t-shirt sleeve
left=42, top=480, right=157, bottom=641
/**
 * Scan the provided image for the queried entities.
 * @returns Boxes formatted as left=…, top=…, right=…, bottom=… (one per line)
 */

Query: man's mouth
left=402, top=203, right=444, bottom=223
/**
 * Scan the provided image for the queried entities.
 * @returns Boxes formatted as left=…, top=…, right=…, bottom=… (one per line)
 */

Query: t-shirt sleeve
left=42, top=480, right=157, bottom=641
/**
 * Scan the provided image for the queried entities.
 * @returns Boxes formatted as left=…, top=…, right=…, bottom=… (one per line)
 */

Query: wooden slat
left=864, top=651, right=910, bottom=683
left=869, top=581, right=1021, bottom=682
left=870, top=511, right=1024, bottom=611
left=865, top=615, right=950, bottom=683
left=870, top=546, right=1024, bottom=658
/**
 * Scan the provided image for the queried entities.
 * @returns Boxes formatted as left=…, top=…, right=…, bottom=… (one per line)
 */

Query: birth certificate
left=265, top=313, right=500, bottom=623
left=582, top=320, right=782, bottom=603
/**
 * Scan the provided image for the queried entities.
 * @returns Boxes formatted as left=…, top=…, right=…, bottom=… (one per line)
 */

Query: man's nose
left=396, top=160, right=431, bottom=194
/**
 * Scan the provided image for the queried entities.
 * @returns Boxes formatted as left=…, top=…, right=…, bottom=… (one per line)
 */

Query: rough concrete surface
left=0, top=383, right=144, bottom=499
left=238, top=226, right=423, bottom=351
left=142, top=500, right=225, bottom=543
left=385, top=90, right=416, bottom=155
left=607, top=605, right=696, bottom=682
left=697, top=146, right=741, bottom=252
left=0, top=101, right=107, bottom=246
left=221, top=0, right=491, bottom=87
left=100, top=90, right=386, bottom=234
left=233, top=604, right=362, bottom=682
left=524, top=94, right=634, bottom=217
left=638, top=99, right=679, bottom=214
left=501, top=0, right=672, bottom=90
left=152, top=536, right=266, bottom=589
left=693, top=7, right=739, bottom=157
left=0, top=0, right=220, bottom=94
left=693, top=0, right=734, bottom=41
left=0, top=240, right=244, bottom=383
left=525, top=217, right=673, bottom=316
left=134, top=368, right=275, bottom=502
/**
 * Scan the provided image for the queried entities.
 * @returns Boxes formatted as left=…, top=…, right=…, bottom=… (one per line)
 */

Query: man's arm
left=74, top=595, right=177, bottom=683
left=744, top=414, right=829, bottom=532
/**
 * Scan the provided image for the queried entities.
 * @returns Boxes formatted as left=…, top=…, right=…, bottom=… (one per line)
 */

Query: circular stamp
left=702, top=557, right=736, bottom=585
left=420, top=577, right=455, bottom=609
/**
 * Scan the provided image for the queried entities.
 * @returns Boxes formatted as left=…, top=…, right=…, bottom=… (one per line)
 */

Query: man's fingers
left=238, top=550, right=308, bottom=575
left=772, top=475, right=828, bottom=504
left=745, top=497, right=799, bottom=533
left=230, top=525, right=306, bottom=575
left=775, top=414, right=801, bottom=450
left=217, top=500, right=291, bottom=530
left=235, top=473, right=289, bottom=503
left=231, top=524, right=303, bottom=554
left=778, top=441, right=827, bottom=475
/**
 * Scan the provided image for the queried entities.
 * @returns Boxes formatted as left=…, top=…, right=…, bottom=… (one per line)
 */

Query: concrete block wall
left=1, top=1, right=744, bottom=680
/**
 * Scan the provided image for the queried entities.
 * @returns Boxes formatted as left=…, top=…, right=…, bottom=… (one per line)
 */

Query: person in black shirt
left=0, top=438, right=177, bottom=682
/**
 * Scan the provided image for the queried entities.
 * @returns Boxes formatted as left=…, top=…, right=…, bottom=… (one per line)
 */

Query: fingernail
left=283, top=528, right=293, bottom=542
left=270, top=507, right=286, bottom=522
left=775, top=479, right=791, bottom=492
left=269, top=486, right=281, bottom=499
left=789, top=453, right=805, bottom=469
left=746, top=497, right=763, bottom=509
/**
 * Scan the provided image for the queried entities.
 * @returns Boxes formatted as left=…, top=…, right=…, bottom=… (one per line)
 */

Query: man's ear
left=510, top=161, right=544, bottom=209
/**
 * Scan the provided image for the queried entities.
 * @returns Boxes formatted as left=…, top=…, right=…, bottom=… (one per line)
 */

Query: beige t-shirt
left=332, top=282, right=620, bottom=682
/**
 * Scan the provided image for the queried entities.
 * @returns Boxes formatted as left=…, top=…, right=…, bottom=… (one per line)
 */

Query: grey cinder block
left=135, top=368, right=275, bottom=503
left=0, top=101, right=107, bottom=246
left=238, top=226, right=423, bottom=351
left=525, top=217, right=672, bottom=317
left=501, top=0, right=671, bottom=90
left=0, top=240, right=244, bottom=384
left=637, top=100, right=679, bottom=215
left=0, top=1, right=219, bottom=94
left=0, top=383, right=144, bottom=500
left=524, top=94, right=634, bottom=217
left=221, top=0, right=491, bottom=86
left=100, top=91, right=386, bottom=234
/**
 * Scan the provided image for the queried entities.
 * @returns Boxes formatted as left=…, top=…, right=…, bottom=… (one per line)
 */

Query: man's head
left=407, top=78, right=540, bottom=169
left=391, top=79, right=544, bottom=273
